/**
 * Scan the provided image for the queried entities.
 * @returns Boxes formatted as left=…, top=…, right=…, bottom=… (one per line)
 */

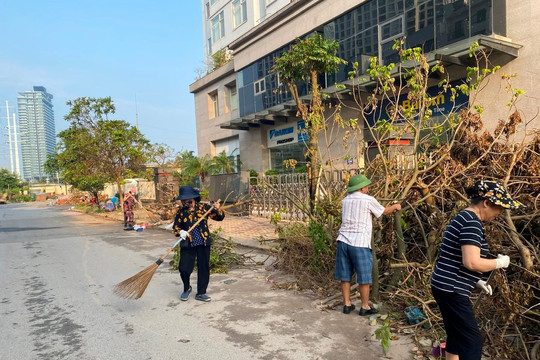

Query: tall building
left=193, top=0, right=290, bottom=170
left=191, top=0, right=539, bottom=173
left=17, top=86, right=56, bottom=182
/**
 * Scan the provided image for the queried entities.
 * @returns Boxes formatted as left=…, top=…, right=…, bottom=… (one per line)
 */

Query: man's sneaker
left=195, top=294, right=211, bottom=302
left=359, top=307, right=379, bottom=316
left=180, top=286, right=192, bottom=301
left=343, top=304, right=356, bottom=314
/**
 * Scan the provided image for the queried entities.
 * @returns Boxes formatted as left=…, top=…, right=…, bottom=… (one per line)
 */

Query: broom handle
left=157, top=200, right=221, bottom=262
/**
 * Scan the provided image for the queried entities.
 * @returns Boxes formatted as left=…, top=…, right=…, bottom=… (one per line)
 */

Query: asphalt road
left=0, top=202, right=413, bottom=360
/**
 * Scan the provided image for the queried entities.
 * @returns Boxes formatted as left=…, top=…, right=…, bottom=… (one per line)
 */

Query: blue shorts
left=334, top=241, right=373, bottom=284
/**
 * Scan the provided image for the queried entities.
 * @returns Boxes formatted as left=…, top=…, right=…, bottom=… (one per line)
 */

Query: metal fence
left=247, top=170, right=361, bottom=219
left=249, top=173, right=309, bottom=219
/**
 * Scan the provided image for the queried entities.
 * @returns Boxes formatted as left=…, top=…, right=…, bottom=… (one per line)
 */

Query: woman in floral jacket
left=173, top=185, right=224, bottom=302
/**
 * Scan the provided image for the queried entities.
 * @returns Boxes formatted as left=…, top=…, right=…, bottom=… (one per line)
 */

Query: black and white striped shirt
left=431, top=210, right=489, bottom=297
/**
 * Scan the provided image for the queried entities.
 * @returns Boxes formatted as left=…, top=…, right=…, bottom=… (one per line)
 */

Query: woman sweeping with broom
left=173, top=185, right=225, bottom=302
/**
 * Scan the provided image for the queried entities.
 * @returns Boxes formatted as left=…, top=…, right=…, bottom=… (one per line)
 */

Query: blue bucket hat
left=175, top=185, right=200, bottom=201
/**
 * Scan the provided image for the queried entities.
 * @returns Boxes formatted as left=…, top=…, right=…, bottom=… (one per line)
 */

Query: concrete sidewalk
left=89, top=205, right=279, bottom=251
left=209, top=215, right=279, bottom=250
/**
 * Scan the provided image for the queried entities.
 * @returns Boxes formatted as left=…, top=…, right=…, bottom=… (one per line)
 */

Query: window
left=211, top=11, right=224, bottom=43
left=232, top=0, right=247, bottom=29
left=226, top=85, right=238, bottom=112
left=214, top=137, right=240, bottom=173
left=254, top=79, right=265, bottom=95
left=207, top=37, right=212, bottom=56
left=380, top=16, right=404, bottom=42
left=209, top=91, right=219, bottom=118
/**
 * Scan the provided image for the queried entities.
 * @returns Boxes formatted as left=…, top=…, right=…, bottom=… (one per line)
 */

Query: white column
left=6, top=101, right=14, bottom=173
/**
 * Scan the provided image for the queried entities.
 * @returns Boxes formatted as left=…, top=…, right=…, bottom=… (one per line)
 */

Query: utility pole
left=13, top=112, right=21, bottom=177
left=135, top=93, right=139, bottom=130
left=6, top=100, right=14, bottom=173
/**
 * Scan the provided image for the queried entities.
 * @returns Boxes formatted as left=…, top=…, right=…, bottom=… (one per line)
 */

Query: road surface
left=0, top=202, right=413, bottom=360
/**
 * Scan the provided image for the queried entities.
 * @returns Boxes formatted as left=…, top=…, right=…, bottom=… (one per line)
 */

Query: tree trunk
left=116, top=181, right=124, bottom=204
left=502, top=210, right=533, bottom=270
left=307, top=70, right=323, bottom=213
left=389, top=210, right=405, bottom=289
left=371, top=223, right=382, bottom=300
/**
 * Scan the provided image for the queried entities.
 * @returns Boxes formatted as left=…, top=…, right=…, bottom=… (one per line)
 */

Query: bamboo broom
left=113, top=201, right=219, bottom=299
left=132, top=196, right=161, bottom=223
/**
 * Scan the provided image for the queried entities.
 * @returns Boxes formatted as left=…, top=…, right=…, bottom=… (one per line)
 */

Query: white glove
left=495, top=254, right=510, bottom=269
left=476, top=280, right=492, bottom=295
left=179, top=230, right=189, bottom=239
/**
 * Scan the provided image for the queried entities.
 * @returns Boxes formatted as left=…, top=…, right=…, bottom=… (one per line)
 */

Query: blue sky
left=0, top=0, right=204, bottom=171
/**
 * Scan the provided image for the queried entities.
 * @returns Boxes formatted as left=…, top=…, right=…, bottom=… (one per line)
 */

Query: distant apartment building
left=17, top=86, right=56, bottom=182
left=191, top=0, right=539, bottom=174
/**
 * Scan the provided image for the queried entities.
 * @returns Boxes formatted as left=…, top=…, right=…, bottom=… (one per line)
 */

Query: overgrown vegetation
left=0, top=169, right=28, bottom=201
left=169, top=229, right=245, bottom=273
left=211, top=48, right=232, bottom=71
left=270, top=36, right=539, bottom=358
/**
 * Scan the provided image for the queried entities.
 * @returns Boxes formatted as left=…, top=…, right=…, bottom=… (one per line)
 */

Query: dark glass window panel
left=256, top=59, right=264, bottom=78
left=471, top=0, right=491, bottom=35
left=324, top=22, right=336, bottom=40
left=241, top=85, right=255, bottom=117
left=405, top=0, right=430, bottom=10
left=435, top=0, right=469, bottom=47
left=242, top=63, right=256, bottom=85
left=379, top=0, right=404, bottom=22
left=356, top=0, right=378, bottom=32
left=270, top=143, right=306, bottom=172
left=405, top=4, right=434, bottom=51
left=335, top=12, right=354, bottom=40
left=381, top=40, right=400, bottom=65
left=335, top=36, right=356, bottom=82
left=326, top=72, right=336, bottom=87
left=381, top=16, right=403, bottom=40
left=356, top=26, right=379, bottom=57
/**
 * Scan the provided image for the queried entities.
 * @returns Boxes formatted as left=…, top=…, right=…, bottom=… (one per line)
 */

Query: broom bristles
left=114, top=203, right=218, bottom=300
left=113, top=262, right=160, bottom=299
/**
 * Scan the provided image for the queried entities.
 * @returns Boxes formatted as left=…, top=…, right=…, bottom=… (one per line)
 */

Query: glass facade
left=269, top=143, right=307, bottom=172
left=238, top=0, right=503, bottom=118
left=17, top=86, right=56, bottom=181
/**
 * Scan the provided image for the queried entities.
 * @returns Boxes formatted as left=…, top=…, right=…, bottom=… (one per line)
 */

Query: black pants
left=179, top=245, right=211, bottom=295
left=432, top=288, right=483, bottom=360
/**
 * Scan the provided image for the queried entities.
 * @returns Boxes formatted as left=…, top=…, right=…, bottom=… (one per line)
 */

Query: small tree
left=213, top=151, right=235, bottom=174
left=273, top=33, right=347, bottom=213
left=59, top=97, right=150, bottom=202
left=0, top=168, right=25, bottom=199
left=56, top=125, right=108, bottom=200
left=181, top=154, right=215, bottom=188
left=147, top=143, right=175, bottom=166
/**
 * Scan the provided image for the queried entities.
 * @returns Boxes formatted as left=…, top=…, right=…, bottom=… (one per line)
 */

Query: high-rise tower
left=17, top=86, right=55, bottom=182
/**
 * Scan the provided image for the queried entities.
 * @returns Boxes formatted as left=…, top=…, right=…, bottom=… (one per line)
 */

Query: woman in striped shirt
left=430, top=180, right=525, bottom=360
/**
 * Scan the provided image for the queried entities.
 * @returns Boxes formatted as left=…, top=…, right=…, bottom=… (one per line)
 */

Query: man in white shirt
left=335, top=174, right=401, bottom=315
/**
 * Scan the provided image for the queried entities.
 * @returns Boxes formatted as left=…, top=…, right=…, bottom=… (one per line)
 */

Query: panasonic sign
left=269, top=126, right=294, bottom=139
left=267, top=121, right=308, bottom=148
